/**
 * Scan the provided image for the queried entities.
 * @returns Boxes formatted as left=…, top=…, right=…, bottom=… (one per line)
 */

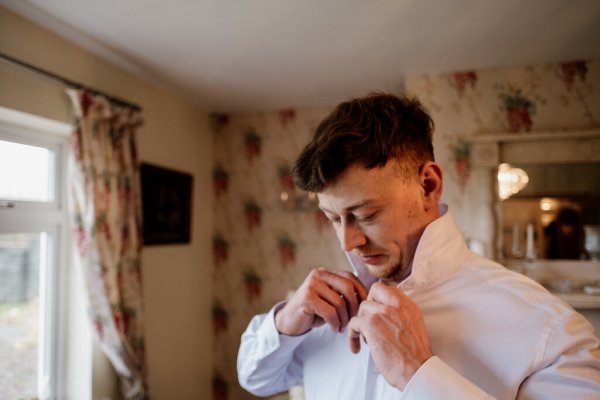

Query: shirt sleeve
left=402, top=312, right=600, bottom=399
left=401, top=356, right=496, bottom=399
left=517, top=312, right=600, bottom=398
left=237, top=302, right=307, bottom=397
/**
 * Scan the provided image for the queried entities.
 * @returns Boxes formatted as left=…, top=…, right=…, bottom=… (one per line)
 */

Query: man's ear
left=419, top=161, right=443, bottom=207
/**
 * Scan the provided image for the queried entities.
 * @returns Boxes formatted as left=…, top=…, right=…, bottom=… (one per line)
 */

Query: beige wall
left=0, top=7, right=213, bottom=400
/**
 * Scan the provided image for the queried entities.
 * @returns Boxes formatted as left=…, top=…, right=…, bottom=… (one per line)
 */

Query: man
left=237, top=93, right=600, bottom=399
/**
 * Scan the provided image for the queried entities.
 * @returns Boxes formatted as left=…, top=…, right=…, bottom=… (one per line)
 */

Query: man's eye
left=356, top=213, right=375, bottom=222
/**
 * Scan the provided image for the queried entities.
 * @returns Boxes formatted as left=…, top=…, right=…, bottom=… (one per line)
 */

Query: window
left=0, top=107, right=70, bottom=400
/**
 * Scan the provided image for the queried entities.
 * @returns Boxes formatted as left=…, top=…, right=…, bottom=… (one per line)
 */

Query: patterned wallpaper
left=211, top=108, right=347, bottom=400
left=211, top=59, right=599, bottom=400
left=406, top=59, right=600, bottom=257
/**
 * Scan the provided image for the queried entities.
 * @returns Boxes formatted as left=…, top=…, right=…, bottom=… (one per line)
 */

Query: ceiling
left=3, top=0, right=600, bottom=112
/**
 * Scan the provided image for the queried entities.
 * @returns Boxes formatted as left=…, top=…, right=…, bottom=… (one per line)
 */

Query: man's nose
left=339, top=222, right=366, bottom=251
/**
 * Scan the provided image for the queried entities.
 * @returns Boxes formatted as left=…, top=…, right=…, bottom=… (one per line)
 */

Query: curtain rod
left=0, top=52, right=141, bottom=111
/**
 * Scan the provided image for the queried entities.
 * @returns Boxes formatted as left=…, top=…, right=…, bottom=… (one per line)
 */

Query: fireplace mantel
left=469, top=129, right=600, bottom=168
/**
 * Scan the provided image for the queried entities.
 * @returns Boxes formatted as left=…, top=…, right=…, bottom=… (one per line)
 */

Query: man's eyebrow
left=319, top=199, right=377, bottom=214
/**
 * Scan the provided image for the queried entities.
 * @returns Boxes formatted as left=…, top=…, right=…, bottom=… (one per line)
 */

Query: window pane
left=0, top=232, right=45, bottom=399
left=0, top=140, right=53, bottom=202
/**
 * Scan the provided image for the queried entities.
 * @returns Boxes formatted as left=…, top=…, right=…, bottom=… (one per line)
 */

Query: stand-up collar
left=397, top=204, right=470, bottom=292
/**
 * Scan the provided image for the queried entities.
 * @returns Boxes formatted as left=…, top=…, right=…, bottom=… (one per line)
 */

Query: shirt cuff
left=255, top=301, right=306, bottom=356
left=402, top=356, right=493, bottom=399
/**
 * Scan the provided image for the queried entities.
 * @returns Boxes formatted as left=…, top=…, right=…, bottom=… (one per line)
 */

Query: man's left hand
left=347, top=282, right=433, bottom=390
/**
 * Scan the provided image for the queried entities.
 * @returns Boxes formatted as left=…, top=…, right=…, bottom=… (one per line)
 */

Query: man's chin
left=365, top=262, right=406, bottom=282
left=365, top=263, right=396, bottom=280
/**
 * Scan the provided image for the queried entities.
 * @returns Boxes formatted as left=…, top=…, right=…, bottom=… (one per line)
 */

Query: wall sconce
left=497, top=163, right=529, bottom=200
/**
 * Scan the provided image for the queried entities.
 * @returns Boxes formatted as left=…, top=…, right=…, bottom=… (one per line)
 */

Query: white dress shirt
left=237, top=206, right=600, bottom=399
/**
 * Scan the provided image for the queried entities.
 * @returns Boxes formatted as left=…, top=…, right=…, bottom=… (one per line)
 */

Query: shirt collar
left=397, top=204, right=470, bottom=292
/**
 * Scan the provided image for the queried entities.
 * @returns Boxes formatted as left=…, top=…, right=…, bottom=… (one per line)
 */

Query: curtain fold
left=67, top=89, right=147, bottom=399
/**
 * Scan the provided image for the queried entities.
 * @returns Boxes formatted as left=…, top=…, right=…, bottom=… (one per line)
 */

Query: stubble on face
left=361, top=206, right=423, bottom=284
left=319, top=161, right=427, bottom=284
left=365, top=258, right=404, bottom=282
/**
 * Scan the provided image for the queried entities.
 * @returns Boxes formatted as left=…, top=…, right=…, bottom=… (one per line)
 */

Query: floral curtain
left=67, top=89, right=147, bottom=399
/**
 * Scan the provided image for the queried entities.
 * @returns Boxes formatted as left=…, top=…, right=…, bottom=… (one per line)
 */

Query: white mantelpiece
left=469, top=129, right=600, bottom=168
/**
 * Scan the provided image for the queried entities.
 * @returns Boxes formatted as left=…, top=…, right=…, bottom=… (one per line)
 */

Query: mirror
left=500, top=162, right=600, bottom=260
left=468, top=129, right=600, bottom=261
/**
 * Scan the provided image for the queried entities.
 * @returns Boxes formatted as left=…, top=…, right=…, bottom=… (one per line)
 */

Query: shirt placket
left=362, top=351, right=379, bottom=399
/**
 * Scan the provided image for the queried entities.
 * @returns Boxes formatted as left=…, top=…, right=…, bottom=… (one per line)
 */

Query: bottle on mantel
left=525, top=223, right=536, bottom=262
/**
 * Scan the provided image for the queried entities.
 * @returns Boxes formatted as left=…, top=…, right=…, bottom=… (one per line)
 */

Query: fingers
left=318, top=268, right=368, bottom=296
left=317, top=284, right=349, bottom=331
left=367, top=281, right=409, bottom=306
left=347, top=317, right=363, bottom=354
left=332, top=285, right=360, bottom=322
left=307, top=268, right=368, bottom=332
left=345, top=272, right=369, bottom=302
left=348, top=284, right=433, bottom=388
left=347, top=283, right=405, bottom=354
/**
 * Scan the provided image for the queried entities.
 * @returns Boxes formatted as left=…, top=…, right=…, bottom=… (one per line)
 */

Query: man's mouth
left=359, top=253, right=386, bottom=265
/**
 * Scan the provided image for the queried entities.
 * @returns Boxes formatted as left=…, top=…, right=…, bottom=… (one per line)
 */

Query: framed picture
left=140, top=162, right=193, bottom=245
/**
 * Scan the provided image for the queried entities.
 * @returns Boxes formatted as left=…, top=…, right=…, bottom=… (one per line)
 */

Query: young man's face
left=318, top=160, right=440, bottom=283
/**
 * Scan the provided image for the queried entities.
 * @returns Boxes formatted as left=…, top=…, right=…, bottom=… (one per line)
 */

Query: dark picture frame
left=140, top=162, right=193, bottom=245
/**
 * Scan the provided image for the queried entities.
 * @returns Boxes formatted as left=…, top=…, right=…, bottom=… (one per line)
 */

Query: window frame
left=0, top=106, right=71, bottom=400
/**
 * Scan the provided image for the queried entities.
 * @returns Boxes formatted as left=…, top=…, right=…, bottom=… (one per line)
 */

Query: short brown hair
left=292, top=92, right=434, bottom=192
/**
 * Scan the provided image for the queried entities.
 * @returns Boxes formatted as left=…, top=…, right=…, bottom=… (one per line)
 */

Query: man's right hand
left=275, top=268, right=369, bottom=336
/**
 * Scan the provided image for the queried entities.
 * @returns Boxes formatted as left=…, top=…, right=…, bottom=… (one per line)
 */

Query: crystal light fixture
left=497, top=163, right=529, bottom=200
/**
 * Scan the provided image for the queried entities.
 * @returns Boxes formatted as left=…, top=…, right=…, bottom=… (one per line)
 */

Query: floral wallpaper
left=211, top=108, right=347, bottom=400
left=405, top=59, right=600, bottom=256
left=211, top=59, right=599, bottom=399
